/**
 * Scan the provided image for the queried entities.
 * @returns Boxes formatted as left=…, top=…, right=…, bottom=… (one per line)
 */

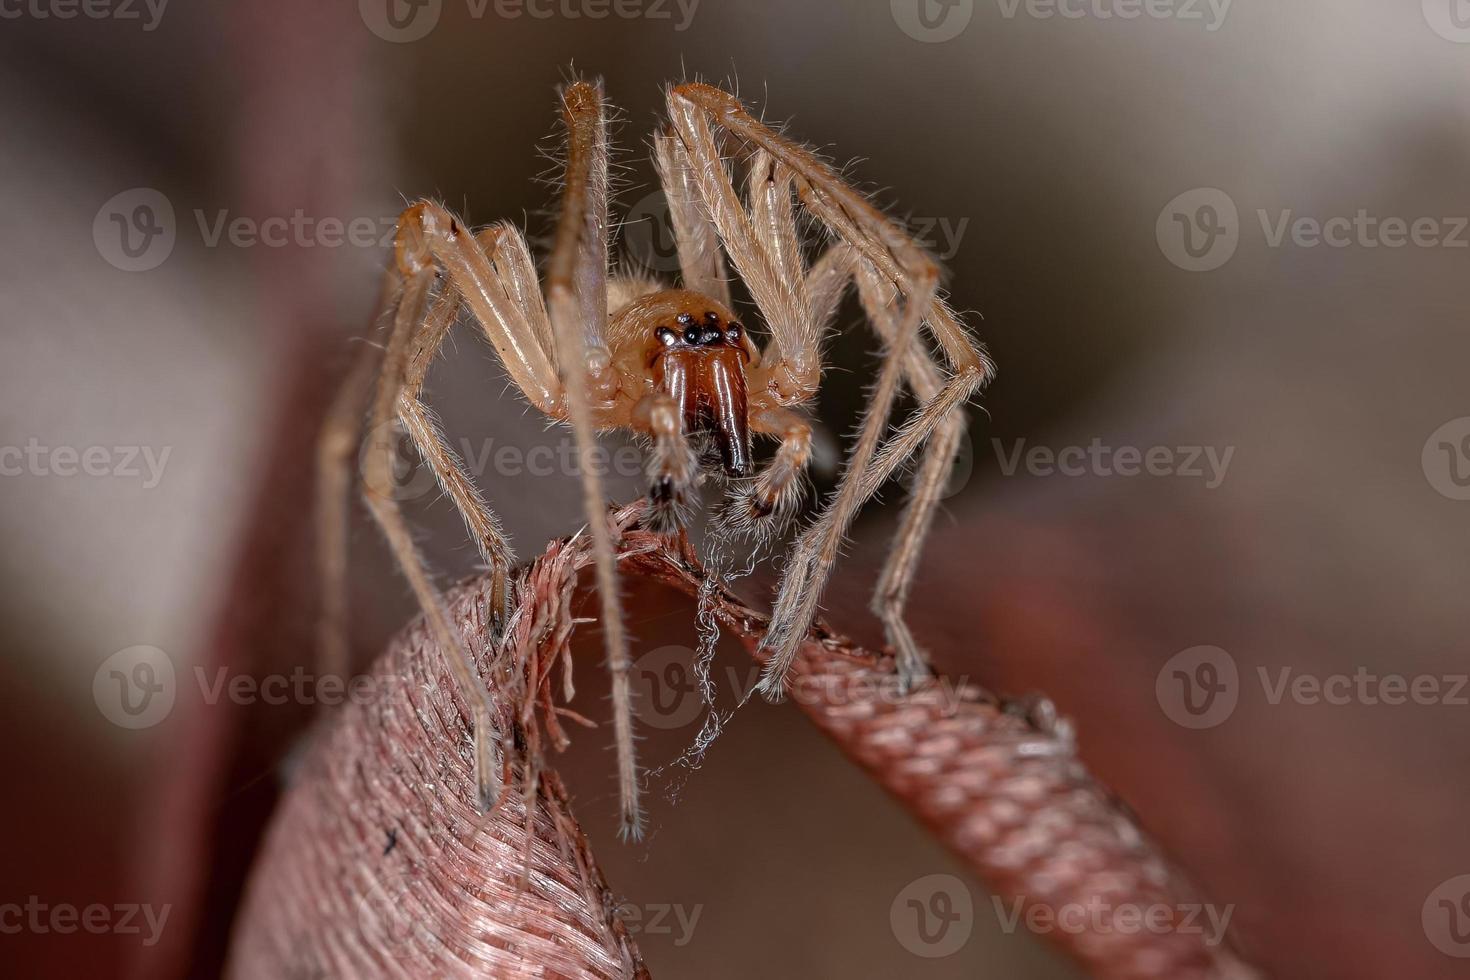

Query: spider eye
left=683, top=325, right=702, bottom=344
left=676, top=312, right=695, bottom=327
left=725, top=323, right=743, bottom=343
left=655, top=326, right=679, bottom=347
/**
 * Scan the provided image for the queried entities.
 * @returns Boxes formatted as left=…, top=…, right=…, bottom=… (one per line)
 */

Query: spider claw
left=470, top=718, right=503, bottom=814
left=714, top=482, right=797, bottom=543
left=754, top=663, right=790, bottom=703
left=646, top=475, right=694, bottom=535
left=486, top=612, right=507, bottom=647
left=752, top=629, right=797, bottom=702
left=894, top=658, right=933, bottom=698
left=617, top=804, right=646, bottom=842
left=485, top=567, right=513, bottom=646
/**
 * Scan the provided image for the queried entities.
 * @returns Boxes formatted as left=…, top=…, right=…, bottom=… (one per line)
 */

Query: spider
left=317, top=78, right=995, bottom=840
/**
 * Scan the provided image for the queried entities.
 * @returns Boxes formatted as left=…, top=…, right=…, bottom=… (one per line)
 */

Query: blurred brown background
left=3, top=0, right=1469, bottom=977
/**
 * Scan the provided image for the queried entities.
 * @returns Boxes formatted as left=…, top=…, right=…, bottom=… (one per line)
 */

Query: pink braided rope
left=228, top=503, right=1258, bottom=978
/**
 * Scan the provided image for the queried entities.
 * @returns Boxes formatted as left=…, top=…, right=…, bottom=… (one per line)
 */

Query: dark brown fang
left=654, top=347, right=752, bottom=478
left=707, top=352, right=751, bottom=477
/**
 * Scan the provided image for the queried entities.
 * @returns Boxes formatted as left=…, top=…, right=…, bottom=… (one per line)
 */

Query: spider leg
left=715, top=404, right=812, bottom=538
left=316, top=270, right=394, bottom=683
left=546, top=79, right=643, bottom=839
left=764, top=244, right=988, bottom=696
left=360, top=249, right=504, bottom=814
left=663, top=103, right=821, bottom=399
left=654, top=127, right=732, bottom=308
left=343, top=199, right=573, bottom=814
left=378, top=83, right=641, bottom=836
left=757, top=299, right=929, bottom=698
left=852, top=261, right=971, bottom=692
left=777, top=240, right=974, bottom=690
left=632, top=392, right=699, bottom=534
left=714, top=240, right=850, bottom=543
left=667, top=83, right=995, bottom=698
left=478, top=219, right=556, bottom=364
left=654, top=143, right=819, bottom=545
left=352, top=211, right=562, bottom=654
left=396, top=228, right=519, bottom=628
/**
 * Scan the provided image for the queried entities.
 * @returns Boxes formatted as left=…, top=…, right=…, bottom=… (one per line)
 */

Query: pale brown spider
left=318, top=78, right=994, bottom=839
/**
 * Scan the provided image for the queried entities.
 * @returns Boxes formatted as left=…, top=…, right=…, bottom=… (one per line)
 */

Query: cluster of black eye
left=656, top=311, right=743, bottom=348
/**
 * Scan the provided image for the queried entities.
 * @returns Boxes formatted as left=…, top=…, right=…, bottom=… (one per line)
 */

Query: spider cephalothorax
left=606, top=289, right=757, bottom=482
left=324, top=77, right=994, bottom=838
